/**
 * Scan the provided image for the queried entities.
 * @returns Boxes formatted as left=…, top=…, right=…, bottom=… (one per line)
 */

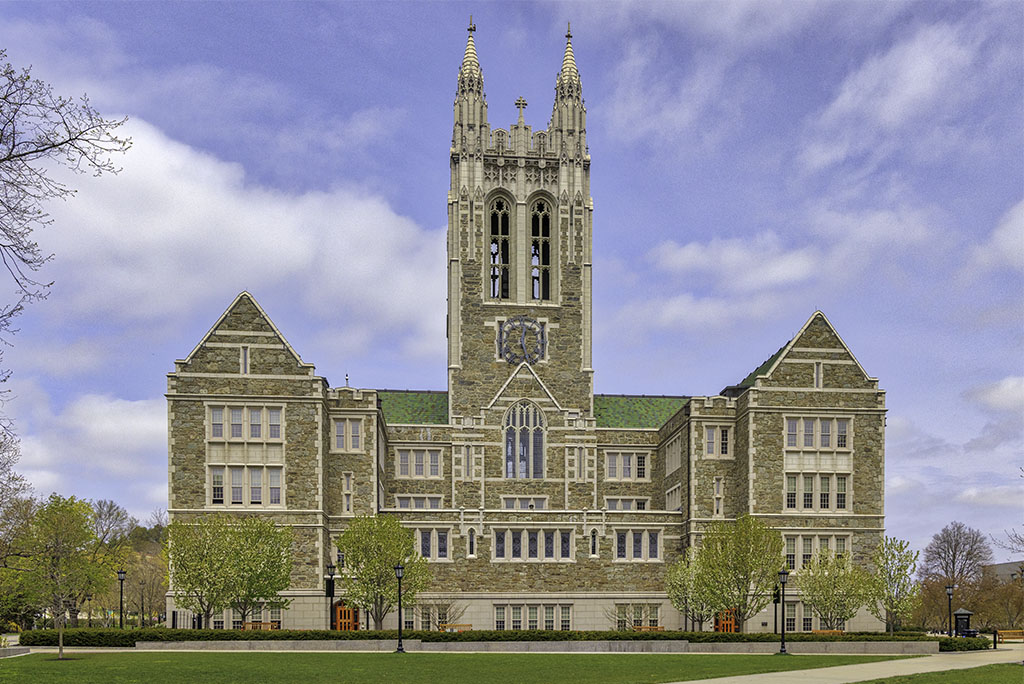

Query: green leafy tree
left=336, top=515, right=430, bottom=629
left=692, top=515, right=783, bottom=632
left=798, top=549, right=869, bottom=630
left=868, top=536, right=922, bottom=634
left=226, top=516, right=293, bottom=624
left=666, top=547, right=716, bottom=631
left=165, top=515, right=234, bottom=628
left=22, top=495, right=103, bottom=659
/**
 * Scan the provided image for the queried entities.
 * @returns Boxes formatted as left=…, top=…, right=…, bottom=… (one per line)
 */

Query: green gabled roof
left=593, top=394, right=689, bottom=429
left=377, top=390, right=448, bottom=425
left=736, top=342, right=788, bottom=388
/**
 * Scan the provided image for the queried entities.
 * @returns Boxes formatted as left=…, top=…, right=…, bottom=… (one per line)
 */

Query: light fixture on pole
left=326, top=563, right=336, bottom=630
left=394, top=564, right=405, bottom=653
left=117, top=569, right=126, bottom=629
left=139, top=580, right=146, bottom=629
left=778, top=568, right=790, bottom=655
left=945, top=585, right=954, bottom=638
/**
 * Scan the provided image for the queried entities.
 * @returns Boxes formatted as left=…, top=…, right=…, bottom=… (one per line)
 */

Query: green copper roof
left=374, top=390, right=688, bottom=429
left=736, top=343, right=788, bottom=388
left=377, top=390, right=448, bottom=425
left=593, top=394, right=689, bottom=429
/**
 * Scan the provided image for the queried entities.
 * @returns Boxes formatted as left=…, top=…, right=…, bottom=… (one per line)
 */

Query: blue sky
left=1, top=1, right=1021, bottom=561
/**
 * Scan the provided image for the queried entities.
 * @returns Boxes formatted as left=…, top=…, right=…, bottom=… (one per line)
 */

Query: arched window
left=468, top=528, right=476, bottom=557
left=590, top=529, right=598, bottom=556
left=530, top=200, right=551, bottom=300
left=504, top=401, right=544, bottom=479
left=489, top=198, right=511, bottom=299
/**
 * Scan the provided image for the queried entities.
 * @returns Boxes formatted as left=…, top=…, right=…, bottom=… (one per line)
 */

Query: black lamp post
left=326, top=563, right=336, bottom=630
left=85, top=593, right=93, bottom=628
left=778, top=568, right=790, bottom=654
left=394, top=564, right=405, bottom=653
left=945, top=585, right=954, bottom=637
left=117, top=569, right=126, bottom=629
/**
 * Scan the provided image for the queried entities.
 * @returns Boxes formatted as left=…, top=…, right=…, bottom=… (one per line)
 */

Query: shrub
left=938, top=636, right=990, bottom=651
left=17, top=627, right=991, bottom=650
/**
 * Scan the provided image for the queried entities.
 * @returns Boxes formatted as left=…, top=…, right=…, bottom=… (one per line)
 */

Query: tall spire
left=457, top=16, right=483, bottom=95
left=554, top=22, right=582, bottom=103
left=560, top=23, right=579, bottom=81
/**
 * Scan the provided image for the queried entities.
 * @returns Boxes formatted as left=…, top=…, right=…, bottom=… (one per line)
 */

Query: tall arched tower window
left=530, top=200, right=551, bottom=300
left=489, top=198, right=511, bottom=299
left=504, top=401, right=544, bottom=479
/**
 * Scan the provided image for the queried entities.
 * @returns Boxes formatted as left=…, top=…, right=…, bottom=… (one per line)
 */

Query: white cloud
left=955, top=485, right=1024, bottom=509
left=613, top=290, right=783, bottom=336
left=39, top=118, right=446, bottom=358
left=966, top=199, right=1024, bottom=275
left=966, top=376, right=1024, bottom=413
left=650, top=233, right=818, bottom=292
left=800, top=22, right=980, bottom=173
left=13, top=388, right=165, bottom=480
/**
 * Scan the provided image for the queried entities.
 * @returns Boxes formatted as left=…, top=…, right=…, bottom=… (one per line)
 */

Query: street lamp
left=326, top=563, right=336, bottom=630
left=778, top=568, right=790, bottom=655
left=117, top=569, right=126, bottom=629
left=945, top=585, right=954, bottom=637
left=394, top=564, right=405, bottom=653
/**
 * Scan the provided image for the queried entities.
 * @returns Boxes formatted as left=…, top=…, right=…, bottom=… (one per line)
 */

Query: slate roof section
left=374, top=390, right=689, bottom=429
left=736, top=343, right=788, bottom=388
left=593, top=394, right=689, bottom=429
left=376, top=390, right=449, bottom=425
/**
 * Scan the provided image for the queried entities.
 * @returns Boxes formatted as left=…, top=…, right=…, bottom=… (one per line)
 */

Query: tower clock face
left=499, top=316, right=546, bottom=365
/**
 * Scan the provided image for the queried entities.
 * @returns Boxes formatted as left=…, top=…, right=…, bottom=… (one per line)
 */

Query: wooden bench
left=812, top=630, right=844, bottom=636
left=438, top=623, right=472, bottom=632
left=242, top=622, right=278, bottom=631
left=632, top=625, right=665, bottom=632
left=996, top=629, right=1023, bottom=643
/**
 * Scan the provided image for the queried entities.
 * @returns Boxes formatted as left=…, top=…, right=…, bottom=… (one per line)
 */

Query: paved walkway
left=676, top=642, right=1024, bottom=683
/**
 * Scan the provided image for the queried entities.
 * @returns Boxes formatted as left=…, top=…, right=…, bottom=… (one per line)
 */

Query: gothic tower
left=447, top=22, right=594, bottom=421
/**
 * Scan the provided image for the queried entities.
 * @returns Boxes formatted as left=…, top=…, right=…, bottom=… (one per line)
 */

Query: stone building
left=166, top=24, right=886, bottom=633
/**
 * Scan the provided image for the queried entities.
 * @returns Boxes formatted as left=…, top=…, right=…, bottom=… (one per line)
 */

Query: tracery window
left=489, top=198, right=511, bottom=299
left=504, top=401, right=545, bottom=479
left=530, top=200, right=551, bottom=300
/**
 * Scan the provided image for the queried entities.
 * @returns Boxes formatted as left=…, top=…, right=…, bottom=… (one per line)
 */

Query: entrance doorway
left=334, top=601, right=360, bottom=631
left=714, top=609, right=737, bottom=633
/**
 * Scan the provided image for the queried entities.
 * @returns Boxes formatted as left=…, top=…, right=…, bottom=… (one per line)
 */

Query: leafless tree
left=995, top=467, right=1024, bottom=554
left=1, top=50, right=131, bottom=311
left=919, top=521, right=994, bottom=585
left=0, top=50, right=131, bottom=431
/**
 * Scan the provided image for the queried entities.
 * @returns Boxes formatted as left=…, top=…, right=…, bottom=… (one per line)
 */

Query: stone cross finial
left=515, top=97, right=528, bottom=124
left=468, top=16, right=476, bottom=33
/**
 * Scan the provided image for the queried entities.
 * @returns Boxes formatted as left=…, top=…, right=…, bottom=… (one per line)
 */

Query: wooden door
left=714, top=609, right=737, bottom=633
left=335, top=602, right=360, bottom=631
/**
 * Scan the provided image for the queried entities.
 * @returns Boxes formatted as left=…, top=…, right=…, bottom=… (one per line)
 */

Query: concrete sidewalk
left=675, top=643, right=1024, bottom=683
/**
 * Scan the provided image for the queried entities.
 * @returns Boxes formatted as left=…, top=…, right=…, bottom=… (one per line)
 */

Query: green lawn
left=852, top=663, right=1023, bottom=684
left=0, top=652, right=914, bottom=684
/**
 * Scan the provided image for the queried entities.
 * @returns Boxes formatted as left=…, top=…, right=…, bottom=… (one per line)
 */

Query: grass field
left=852, top=663, right=1023, bottom=684
left=0, top=652, right=914, bottom=684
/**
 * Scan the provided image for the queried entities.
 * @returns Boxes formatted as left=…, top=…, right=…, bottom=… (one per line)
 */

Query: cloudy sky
left=1, top=1, right=1021, bottom=561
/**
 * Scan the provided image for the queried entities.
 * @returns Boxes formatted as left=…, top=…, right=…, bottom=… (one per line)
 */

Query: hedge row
left=18, top=627, right=992, bottom=650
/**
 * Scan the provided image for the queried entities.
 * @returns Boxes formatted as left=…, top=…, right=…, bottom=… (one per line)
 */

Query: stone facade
left=166, top=25, right=886, bottom=634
